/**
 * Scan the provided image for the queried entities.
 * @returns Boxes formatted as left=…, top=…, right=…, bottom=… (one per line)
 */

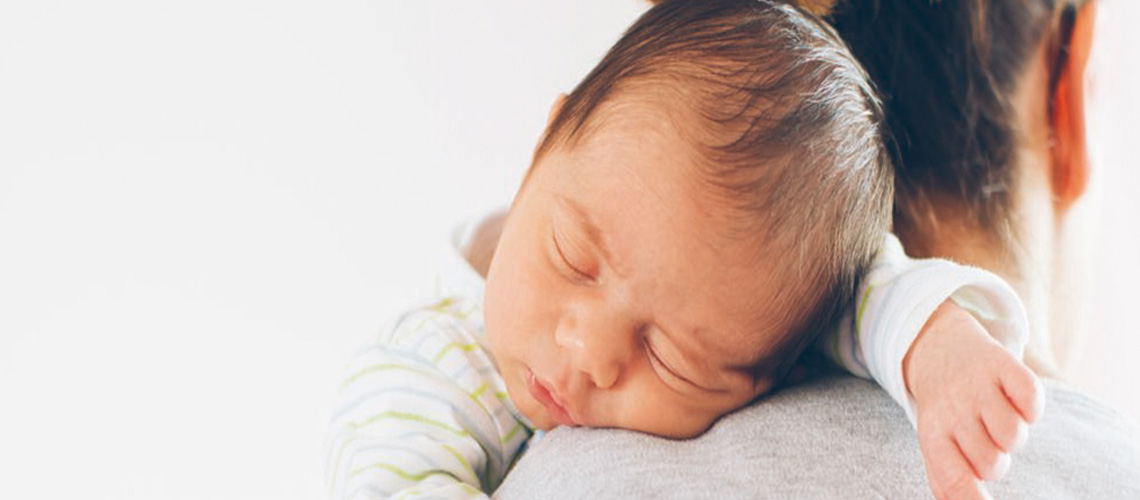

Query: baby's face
left=484, top=110, right=790, bottom=438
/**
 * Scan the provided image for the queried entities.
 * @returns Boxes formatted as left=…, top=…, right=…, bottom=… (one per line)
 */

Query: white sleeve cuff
left=857, top=235, right=1030, bottom=426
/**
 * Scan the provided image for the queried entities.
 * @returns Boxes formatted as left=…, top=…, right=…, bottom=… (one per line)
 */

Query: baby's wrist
left=902, top=300, right=974, bottom=402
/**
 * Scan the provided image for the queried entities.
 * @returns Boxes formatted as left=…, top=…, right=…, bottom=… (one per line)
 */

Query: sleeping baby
left=325, top=1, right=1043, bottom=499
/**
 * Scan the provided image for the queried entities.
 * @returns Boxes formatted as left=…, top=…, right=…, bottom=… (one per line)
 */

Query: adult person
left=492, top=1, right=1140, bottom=499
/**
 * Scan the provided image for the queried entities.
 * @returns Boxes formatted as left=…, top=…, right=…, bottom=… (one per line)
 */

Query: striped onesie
left=324, top=214, right=1029, bottom=500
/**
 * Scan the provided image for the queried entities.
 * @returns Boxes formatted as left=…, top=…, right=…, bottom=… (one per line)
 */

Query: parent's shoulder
left=496, top=374, right=929, bottom=499
left=1042, top=378, right=1140, bottom=431
left=1024, top=379, right=1140, bottom=489
left=495, top=373, right=1140, bottom=500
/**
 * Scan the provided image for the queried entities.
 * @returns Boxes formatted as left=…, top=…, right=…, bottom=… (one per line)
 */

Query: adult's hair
left=533, top=0, right=893, bottom=380
left=828, top=0, right=1086, bottom=257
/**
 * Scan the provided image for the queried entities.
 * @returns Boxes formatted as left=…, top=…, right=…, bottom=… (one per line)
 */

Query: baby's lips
left=525, top=369, right=580, bottom=426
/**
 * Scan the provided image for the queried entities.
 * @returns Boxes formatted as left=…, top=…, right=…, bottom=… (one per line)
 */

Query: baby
left=326, top=1, right=1042, bottom=499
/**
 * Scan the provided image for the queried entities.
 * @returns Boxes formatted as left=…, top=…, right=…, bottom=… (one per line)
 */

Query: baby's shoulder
left=383, top=295, right=481, bottom=342
left=376, top=294, right=492, bottom=375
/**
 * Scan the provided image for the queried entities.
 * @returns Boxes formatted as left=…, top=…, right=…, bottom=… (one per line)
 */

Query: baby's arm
left=822, top=234, right=1043, bottom=500
left=324, top=302, right=530, bottom=500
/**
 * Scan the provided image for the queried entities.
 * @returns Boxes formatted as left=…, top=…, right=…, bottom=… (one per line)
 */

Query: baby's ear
left=546, top=93, right=567, bottom=129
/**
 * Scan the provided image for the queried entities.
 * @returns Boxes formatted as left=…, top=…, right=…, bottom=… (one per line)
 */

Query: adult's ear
left=1050, top=2, right=1096, bottom=209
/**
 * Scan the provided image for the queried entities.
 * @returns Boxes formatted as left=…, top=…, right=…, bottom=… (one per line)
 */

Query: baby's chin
left=518, top=402, right=559, bottom=431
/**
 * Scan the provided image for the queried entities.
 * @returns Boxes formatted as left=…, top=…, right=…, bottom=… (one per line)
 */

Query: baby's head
left=484, top=0, right=891, bottom=438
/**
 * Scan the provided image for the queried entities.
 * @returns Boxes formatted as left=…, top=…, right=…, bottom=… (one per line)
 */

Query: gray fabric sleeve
left=493, top=374, right=1140, bottom=500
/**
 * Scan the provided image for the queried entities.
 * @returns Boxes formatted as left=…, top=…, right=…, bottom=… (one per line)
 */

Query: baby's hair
left=534, top=0, right=892, bottom=382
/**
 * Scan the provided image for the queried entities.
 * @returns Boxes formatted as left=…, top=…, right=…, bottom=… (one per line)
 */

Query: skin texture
left=482, top=103, right=781, bottom=439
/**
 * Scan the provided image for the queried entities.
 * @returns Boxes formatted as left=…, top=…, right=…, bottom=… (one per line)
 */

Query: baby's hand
left=903, top=301, right=1045, bottom=500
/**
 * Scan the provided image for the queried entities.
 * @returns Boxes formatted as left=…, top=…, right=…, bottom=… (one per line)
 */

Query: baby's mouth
left=525, top=369, right=579, bottom=426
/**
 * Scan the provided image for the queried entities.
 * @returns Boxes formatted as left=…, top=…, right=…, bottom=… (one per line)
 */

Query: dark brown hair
left=532, top=0, right=893, bottom=381
left=828, top=0, right=1086, bottom=255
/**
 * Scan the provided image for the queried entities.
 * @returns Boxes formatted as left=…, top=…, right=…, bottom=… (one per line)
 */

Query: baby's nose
left=553, top=309, right=638, bottom=390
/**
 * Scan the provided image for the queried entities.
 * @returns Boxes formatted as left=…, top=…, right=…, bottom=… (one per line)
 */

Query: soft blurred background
left=0, top=1, right=1135, bottom=499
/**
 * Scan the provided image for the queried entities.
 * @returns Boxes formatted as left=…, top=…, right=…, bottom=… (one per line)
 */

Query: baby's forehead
left=572, top=87, right=756, bottom=185
left=592, top=75, right=736, bottom=138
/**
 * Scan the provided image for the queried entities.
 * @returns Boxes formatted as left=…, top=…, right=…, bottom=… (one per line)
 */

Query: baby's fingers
left=919, top=433, right=992, bottom=500
left=982, top=391, right=1030, bottom=453
left=998, top=356, right=1045, bottom=423
left=955, top=418, right=1011, bottom=481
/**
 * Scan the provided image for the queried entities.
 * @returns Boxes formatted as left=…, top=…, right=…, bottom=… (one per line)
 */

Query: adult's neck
left=890, top=21, right=1101, bottom=379
left=893, top=163, right=1087, bottom=379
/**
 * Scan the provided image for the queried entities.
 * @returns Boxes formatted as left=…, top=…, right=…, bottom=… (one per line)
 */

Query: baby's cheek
left=614, top=383, right=715, bottom=438
left=482, top=289, right=518, bottom=357
left=645, top=412, right=717, bottom=439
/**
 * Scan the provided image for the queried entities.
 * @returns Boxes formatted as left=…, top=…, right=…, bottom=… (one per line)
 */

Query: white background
left=0, top=1, right=1135, bottom=499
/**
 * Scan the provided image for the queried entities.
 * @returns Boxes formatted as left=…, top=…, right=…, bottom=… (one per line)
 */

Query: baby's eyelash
left=552, top=230, right=592, bottom=280
left=644, top=337, right=697, bottom=389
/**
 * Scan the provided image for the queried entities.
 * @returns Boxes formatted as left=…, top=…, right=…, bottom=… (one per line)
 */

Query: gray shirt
left=494, top=373, right=1140, bottom=499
